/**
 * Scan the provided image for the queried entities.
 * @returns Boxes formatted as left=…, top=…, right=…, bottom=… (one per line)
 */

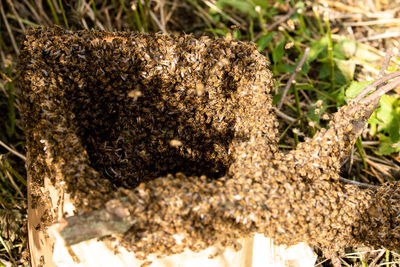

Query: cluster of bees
left=19, top=27, right=400, bottom=263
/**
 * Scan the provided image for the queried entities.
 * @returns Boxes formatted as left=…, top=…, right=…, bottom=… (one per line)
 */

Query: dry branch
left=277, top=47, right=310, bottom=110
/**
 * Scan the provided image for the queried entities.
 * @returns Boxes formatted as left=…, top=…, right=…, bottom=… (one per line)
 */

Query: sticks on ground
left=277, top=47, right=310, bottom=110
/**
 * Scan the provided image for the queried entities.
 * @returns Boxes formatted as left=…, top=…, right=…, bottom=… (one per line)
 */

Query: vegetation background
left=0, top=0, right=400, bottom=266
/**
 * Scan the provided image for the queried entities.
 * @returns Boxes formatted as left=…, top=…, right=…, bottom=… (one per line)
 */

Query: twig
left=184, top=0, right=215, bottom=33
left=344, top=77, right=400, bottom=142
left=273, top=107, right=296, bottom=123
left=159, top=1, right=166, bottom=33
left=22, top=0, right=44, bottom=25
left=365, top=0, right=376, bottom=12
left=347, top=145, right=355, bottom=176
left=203, top=0, right=246, bottom=30
left=324, top=12, right=334, bottom=90
left=339, top=177, right=379, bottom=190
left=0, top=156, right=24, bottom=197
left=362, top=76, right=400, bottom=104
left=83, top=0, right=105, bottom=30
left=37, top=0, right=53, bottom=25
left=58, top=198, right=136, bottom=246
left=266, top=7, right=296, bottom=32
left=368, top=155, right=400, bottom=170
left=0, top=140, right=26, bottom=161
left=353, top=70, right=400, bottom=102
left=149, top=10, right=167, bottom=33
left=277, top=47, right=310, bottom=110
left=320, top=0, right=366, bottom=14
left=0, top=2, right=19, bottom=55
left=364, top=170, right=383, bottom=185
left=299, top=89, right=311, bottom=105
left=358, top=31, right=400, bottom=42
left=4, top=168, right=23, bottom=197
left=103, top=7, right=113, bottom=31
left=314, top=258, right=330, bottom=266
left=366, top=158, right=392, bottom=178
left=361, top=141, right=380, bottom=146
left=254, top=7, right=296, bottom=41
left=331, top=254, right=342, bottom=267
left=369, top=166, right=385, bottom=184
left=378, top=45, right=393, bottom=78
left=359, top=173, right=371, bottom=184
left=0, top=235, right=17, bottom=266
left=164, top=0, right=178, bottom=27
left=368, top=250, right=386, bottom=267
left=343, top=18, right=400, bottom=27
left=6, top=0, right=25, bottom=32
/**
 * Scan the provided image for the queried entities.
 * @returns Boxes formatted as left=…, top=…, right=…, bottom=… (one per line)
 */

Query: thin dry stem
left=149, top=10, right=167, bottom=33
left=32, top=0, right=52, bottom=25
left=164, top=0, right=178, bottom=26
left=353, top=70, right=400, bottom=102
left=203, top=0, right=246, bottom=30
left=339, top=177, right=379, bottom=189
left=266, top=6, right=296, bottom=32
left=343, top=18, right=400, bottom=26
left=378, top=45, right=393, bottom=78
left=273, top=107, right=296, bottom=123
left=6, top=0, right=25, bottom=32
left=362, top=76, right=400, bottom=104
left=358, top=31, right=400, bottom=42
left=277, top=47, right=310, bottom=110
left=0, top=156, right=23, bottom=197
left=0, top=141, right=26, bottom=161
left=254, top=6, right=296, bottom=41
left=368, top=250, right=385, bottom=267
left=0, top=2, right=19, bottom=55
left=366, top=158, right=392, bottom=178
left=22, top=0, right=44, bottom=25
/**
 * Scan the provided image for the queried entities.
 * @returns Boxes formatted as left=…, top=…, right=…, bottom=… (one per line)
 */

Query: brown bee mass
left=18, top=27, right=400, bottom=262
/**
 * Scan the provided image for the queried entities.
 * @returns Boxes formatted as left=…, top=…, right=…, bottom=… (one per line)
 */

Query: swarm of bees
left=19, top=27, right=400, bottom=262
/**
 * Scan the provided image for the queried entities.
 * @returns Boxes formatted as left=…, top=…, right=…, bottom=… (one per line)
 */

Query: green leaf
left=256, top=32, right=275, bottom=52
left=344, top=81, right=372, bottom=101
left=216, top=0, right=256, bottom=17
left=376, top=94, right=398, bottom=125
left=378, top=134, right=400, bottom=155
left=370, top=95, right=400, bottom=155
left=388, top=119, right=400, bottom=142
left=318, top=62, right=330, bottom=79
left=233, top=29, right=241, bottom=40
left=368, top=110, right=380, bottom=125
left=334, top=38, right=381, bottom=63
left=334, top=71, right=347, bottom=86
left=354, top=44, right=381, bottom=64
left=276, top=63, right=295, bottom=73
left=335, top=59, right=355, bottom=82
left=252, top=0, right=269, bottom=9
left=307, top=35, right=328, bottom=63
left=294, top=1, right=305, bottom=9
left=206, top=28, right=227, bottom=36
left=377, top=95, right=400, bottom=141
left=334, top=39, right=356, bottom=58
left=272, top=38, right=285, bottom=64
left=333, top=86, right=346, bottom=107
